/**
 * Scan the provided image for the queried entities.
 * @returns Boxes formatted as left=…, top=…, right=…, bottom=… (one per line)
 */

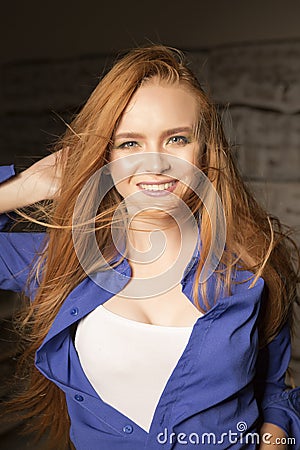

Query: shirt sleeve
left=0, top=165, right=46, bottom=296
left=255, top=322, right=300, bottom=445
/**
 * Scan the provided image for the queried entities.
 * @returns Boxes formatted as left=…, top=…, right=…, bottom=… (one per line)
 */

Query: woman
left=1, top=45, right=299, bottom=449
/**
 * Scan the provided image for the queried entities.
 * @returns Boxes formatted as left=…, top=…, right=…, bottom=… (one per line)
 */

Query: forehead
left=116, top=81, right=199, bottom=131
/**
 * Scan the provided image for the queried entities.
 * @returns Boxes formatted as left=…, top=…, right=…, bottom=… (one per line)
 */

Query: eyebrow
left=114, top=127, right=194, bottom=140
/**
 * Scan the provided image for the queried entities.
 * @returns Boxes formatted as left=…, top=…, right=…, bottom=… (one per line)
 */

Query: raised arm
left=0, top=151, right=65, bottom=295
left=0, top=150, right=65, bottom=214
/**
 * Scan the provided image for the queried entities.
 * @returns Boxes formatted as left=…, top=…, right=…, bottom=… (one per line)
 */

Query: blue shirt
left=1, top=165, right=300, bottom=449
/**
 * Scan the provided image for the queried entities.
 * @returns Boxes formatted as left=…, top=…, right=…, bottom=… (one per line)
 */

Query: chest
left=103, top=282, right=203, bottom=326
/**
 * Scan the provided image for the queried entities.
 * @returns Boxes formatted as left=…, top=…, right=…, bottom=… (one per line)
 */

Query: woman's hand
left=259, top=423, right=287, bottom=449
left=21, top=150, right=66, bottom=199
left=0, top=149, right=67, bottom=213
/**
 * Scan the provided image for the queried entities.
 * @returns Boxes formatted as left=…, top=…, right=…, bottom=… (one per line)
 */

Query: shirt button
left=74, top=394, right=84, bottom=402
left=122, top=424, right=133, bottom=434
left=70, top=307, right=79, bottom=316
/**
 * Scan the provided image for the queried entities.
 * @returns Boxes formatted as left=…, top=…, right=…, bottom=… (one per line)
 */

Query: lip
left=137, top=179, right=178, bottom=197
left=136, top=178, right=177, bottom=186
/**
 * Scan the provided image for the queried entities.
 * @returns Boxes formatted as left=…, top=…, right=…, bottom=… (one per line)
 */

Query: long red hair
left=5, top=45, right=299, bottom=449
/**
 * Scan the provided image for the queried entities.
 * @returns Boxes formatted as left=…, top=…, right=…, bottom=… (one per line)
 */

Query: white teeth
left=139, top=181, right=175, bottom=191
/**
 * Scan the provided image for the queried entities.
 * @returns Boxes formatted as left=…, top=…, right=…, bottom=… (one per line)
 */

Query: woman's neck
left=126, top=215, right=198, bottom=279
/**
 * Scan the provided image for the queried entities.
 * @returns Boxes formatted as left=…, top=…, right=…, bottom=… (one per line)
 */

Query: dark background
left=1, top=1, right=300, bottom=448
left=1, top=0, right=300, bottom=62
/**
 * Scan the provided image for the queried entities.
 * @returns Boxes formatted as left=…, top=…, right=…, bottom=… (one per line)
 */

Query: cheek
left=189, top=144, right=199, bottom=165
left=109, top=176, right=130, bottom=199
left=109, top=153, right=138, bottom=185
left=173, top=156, right=196, bottom=182
left=173, top=144, right=199, bottom=168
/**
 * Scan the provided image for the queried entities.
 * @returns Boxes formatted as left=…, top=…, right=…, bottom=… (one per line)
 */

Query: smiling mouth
left=138, top=180, right=177, bottom=191
left=136, top=180, right=178, bottom=197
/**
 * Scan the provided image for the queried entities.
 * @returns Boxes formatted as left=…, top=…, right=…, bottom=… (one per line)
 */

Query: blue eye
left=118, top=141, right=138, bottom=149
left=168, top=136, right=189, bottom=145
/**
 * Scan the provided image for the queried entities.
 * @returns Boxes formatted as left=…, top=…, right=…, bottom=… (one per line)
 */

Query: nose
left=141, top=151, right=171, bottom=174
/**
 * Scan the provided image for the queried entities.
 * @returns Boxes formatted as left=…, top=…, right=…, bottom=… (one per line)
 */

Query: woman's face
left=109, top=80, right=200, bottom=211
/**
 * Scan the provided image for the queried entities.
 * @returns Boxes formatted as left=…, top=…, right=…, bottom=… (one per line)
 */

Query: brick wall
left=188, top=42, right=300, bottom=240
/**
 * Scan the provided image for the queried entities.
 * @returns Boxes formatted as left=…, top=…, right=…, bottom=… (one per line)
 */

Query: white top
left=75, top=304, right=201, bottom=432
